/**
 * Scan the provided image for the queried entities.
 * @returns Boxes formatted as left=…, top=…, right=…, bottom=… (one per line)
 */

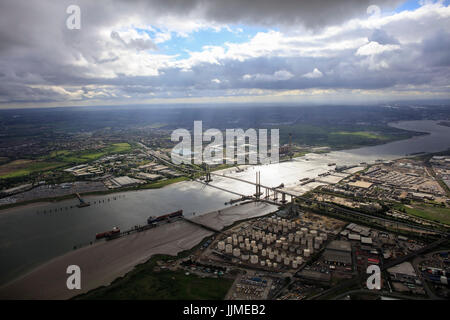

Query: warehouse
left=323, top=240, right=352, bottom=266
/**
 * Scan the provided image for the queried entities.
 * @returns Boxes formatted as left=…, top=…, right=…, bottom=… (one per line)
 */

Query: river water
left=1, top=119, right=449, bottom=285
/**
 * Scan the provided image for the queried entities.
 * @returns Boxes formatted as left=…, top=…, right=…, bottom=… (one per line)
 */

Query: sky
left=0, top=0, right=449, bottom=108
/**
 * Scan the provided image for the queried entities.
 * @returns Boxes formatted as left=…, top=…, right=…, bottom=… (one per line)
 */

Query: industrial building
left=323, top=240, right=352, bottom=266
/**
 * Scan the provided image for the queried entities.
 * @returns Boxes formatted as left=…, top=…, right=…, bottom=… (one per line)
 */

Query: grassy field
left=140, top=176, right=188, bottom=189
left=331, top=131, right=390, bottom=140
left=76, top=255, right=233, bottom=300
left=0, top=143, right=133, bottom=179
left=44, top=142, right=133, bottom=164
left=277, top=124, right=417, bottom=149
left=0, top=160, right=65, bottom=178
left=395, top=203, right=450, bottom=225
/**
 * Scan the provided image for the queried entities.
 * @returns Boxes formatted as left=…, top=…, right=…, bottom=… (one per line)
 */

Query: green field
left=331, top=131, right=390, bottom=140
left=45, top=142, right=132, bottom=164
left=76, top=256, right=233, bottom=300
left=0, top=160, right=65, bottom=178
left=395, top=203, right=450, bottom=225
left=0, top=143, right=133, bottom=179
left=277, top=124, right=417, bottom=149
left=140, top=176, right=188, bottom=189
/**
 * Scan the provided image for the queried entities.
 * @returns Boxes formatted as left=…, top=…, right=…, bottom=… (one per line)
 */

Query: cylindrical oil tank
left=304, top=249, right=310, bottom=257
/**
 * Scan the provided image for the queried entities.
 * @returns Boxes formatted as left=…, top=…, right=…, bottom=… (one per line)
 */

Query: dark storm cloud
left=368, top=29, right=400, bottom=45
left=422, top=30, right=450, bottom=67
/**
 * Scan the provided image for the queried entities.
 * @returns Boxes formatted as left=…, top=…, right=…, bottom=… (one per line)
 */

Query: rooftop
left=326, top=240, right=351, bottom=252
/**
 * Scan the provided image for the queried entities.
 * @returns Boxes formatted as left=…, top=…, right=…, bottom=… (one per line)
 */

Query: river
left=0, top=119, right=449, bottom=285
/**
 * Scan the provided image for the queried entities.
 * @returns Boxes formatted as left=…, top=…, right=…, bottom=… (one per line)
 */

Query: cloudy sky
left=0, top=0, right=449, bottom=108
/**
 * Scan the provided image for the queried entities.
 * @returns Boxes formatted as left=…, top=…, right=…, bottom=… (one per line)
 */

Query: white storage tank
left=226, top=237, right=232, bottom=244
left=304, top=249, right=310, bottom=257
left=233, top=248, right=241, bottom=257
left=284, top=257, right=290, bottom=266
left=250, top=255, right=259, bottom=264
left=225, top=244, right=233, bottom=254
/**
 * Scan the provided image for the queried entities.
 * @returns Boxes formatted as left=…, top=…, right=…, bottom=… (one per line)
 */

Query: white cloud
left=242, top=70, right=294, bottom=81
left=303, top=68, right=323, bottom=79
left=356, top=41, right=400, bottom=56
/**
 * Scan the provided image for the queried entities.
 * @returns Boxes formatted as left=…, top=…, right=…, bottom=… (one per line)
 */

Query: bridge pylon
left=204, top=164, right=212, bottom=183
